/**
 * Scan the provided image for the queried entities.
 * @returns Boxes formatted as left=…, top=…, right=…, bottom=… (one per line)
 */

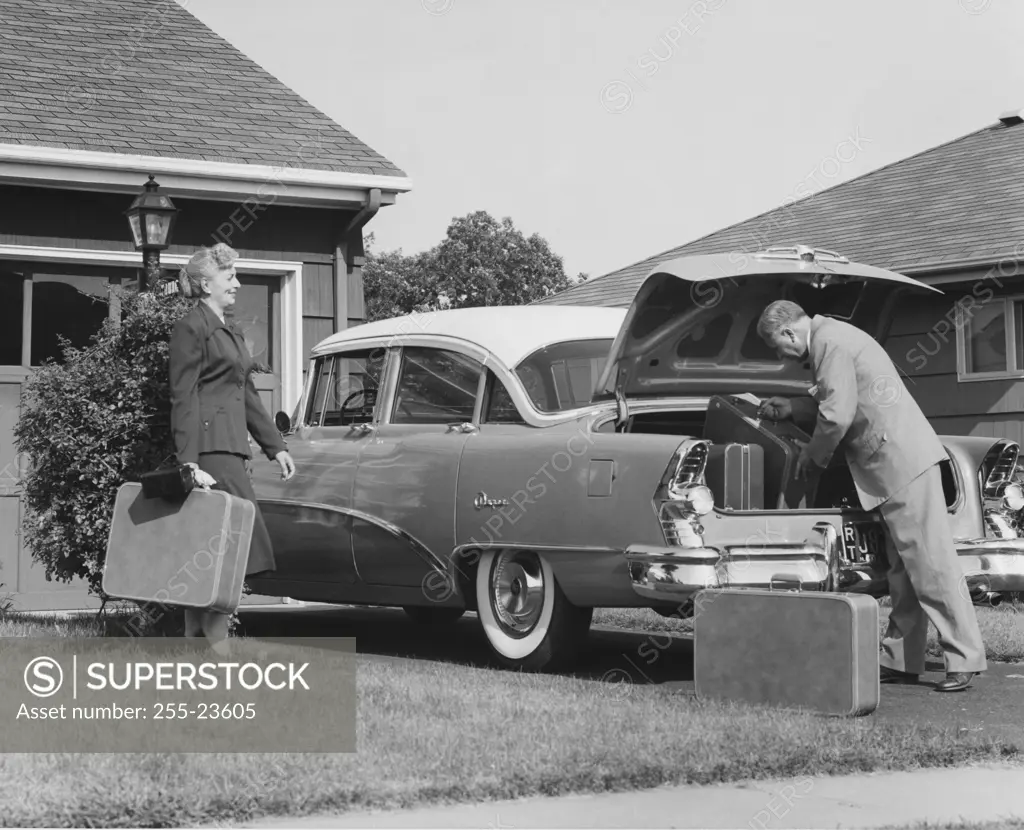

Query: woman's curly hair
left=177, top=243, right=239, bottom=298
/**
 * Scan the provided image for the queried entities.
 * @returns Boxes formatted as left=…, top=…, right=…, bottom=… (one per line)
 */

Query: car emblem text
left=474, top=491, right=509, bottom=510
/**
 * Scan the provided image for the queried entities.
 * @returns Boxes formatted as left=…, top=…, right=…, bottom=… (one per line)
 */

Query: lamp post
left=125, top=174, right=178, bottom=291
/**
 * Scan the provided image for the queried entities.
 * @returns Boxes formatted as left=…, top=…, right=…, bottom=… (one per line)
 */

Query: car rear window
left=516, top=338, right=613, bottom=412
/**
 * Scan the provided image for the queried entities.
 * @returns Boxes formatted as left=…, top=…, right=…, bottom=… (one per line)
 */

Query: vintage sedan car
left=249, top=245, right=1024, bottom=671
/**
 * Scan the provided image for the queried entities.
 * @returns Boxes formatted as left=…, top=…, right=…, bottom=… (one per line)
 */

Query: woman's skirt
left=197, top=451, right=275, bottom=576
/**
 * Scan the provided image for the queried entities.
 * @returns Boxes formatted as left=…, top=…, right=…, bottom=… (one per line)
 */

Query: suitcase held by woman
left=102, top=482, right=255, bottom=614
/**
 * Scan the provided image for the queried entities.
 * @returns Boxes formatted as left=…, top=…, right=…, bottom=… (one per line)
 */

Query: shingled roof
left=0, top=0, right=404, bottom=177
left=541, top=115, right=1024, bottom=307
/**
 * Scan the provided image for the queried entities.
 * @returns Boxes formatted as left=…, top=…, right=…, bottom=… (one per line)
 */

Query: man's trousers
left=878, top=462, right=987, bottom=675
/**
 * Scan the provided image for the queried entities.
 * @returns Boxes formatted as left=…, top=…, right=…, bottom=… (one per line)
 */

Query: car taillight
left=985, top=510, right=1016, bottom=539
left=1003, top=481, right=1024, bottom=512
left=981, top=441, right=1023, bottom=539
left=667, top=439, right=709, bottom=493
left=656, top=439, right=714, bottom=547
left=982, top=441, right=1020, bottom=498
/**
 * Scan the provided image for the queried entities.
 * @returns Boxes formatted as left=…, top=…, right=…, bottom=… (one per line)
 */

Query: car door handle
left=446, top=422, right=478, bottom=434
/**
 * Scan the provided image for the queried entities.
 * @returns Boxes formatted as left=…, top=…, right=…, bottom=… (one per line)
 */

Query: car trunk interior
left=616, top=405, right=958, bottom=512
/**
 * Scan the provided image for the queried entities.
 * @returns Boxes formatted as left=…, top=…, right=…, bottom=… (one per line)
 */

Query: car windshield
left=516, top=338, right=614, bottom=412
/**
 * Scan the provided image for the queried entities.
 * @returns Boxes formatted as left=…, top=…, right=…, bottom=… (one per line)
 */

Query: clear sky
left=186, top=0, right=1024, bottom=280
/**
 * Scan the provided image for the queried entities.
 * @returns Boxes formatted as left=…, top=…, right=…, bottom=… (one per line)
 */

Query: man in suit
left=755, top=300, right=986, bottom=692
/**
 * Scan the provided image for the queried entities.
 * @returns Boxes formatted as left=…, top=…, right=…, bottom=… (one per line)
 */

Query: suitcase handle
left=769, top=573, right=804, bottom=592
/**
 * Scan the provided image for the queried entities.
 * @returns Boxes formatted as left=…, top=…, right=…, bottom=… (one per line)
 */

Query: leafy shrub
left=14, top=286, right=194, bottom=597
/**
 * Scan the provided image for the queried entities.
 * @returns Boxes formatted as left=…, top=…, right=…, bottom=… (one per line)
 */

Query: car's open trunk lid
left=595, top=247, right=942, bottom=401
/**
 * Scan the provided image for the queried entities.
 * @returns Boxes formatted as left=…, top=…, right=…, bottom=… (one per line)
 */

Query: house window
left=0, top=271, right=24, bottom=366
left=30, top=273, right=112, bottom=366
left=958, top=298, right=1024, bottom=380
left=1, top=265, right=132, bottom=368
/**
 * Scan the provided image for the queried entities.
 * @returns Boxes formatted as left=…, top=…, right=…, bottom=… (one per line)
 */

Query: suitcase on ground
left=693, top=586, right=879, bottom=716
left=102, top=482, right=255, bottom=614
left=704, top=442, right=765, bottom=511
left=704, top=394, right=815, bottom=509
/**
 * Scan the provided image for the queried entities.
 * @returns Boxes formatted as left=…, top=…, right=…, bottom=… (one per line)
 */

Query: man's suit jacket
left=169, top=302, right=286, bottom=466
left=792, top=315, right=946, bottom=511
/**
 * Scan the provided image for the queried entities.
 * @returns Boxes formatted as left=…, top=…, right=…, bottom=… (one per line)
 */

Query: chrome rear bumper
left=626, top=530, right=1024, bottom=603
left=955, top=538, right=1024, bottom=594
left=626, top=522, right=860, bottom=602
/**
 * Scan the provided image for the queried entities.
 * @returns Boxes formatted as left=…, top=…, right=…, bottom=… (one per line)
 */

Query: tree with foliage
left=432, top=211, right=580, bottom=308
left=14, top=288, right=194, bottom=596
left=361, top=235, right=437, bottom=322
left=362, top=211, right=584, bottom=321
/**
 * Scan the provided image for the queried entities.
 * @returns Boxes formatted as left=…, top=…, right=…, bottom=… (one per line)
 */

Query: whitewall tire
left=475, top=548, right=592, bottom=671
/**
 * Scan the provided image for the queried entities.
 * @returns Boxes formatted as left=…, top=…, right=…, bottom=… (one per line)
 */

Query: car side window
left=484, top=372, right=526, bottom=424
left=392, top=347, right=483, bottom=425
left=307, top=348, right=387, bottom=426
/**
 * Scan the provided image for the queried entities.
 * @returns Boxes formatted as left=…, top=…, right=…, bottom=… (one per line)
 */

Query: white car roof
left=312, top=305, right=627, bottom=367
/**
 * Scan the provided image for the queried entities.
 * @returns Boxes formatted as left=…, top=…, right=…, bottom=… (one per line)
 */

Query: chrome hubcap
left=491, top=551, right=545, bottom=637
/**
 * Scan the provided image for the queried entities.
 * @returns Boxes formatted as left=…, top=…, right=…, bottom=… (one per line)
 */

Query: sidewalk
left=241, top=763, right=1024, bottom=829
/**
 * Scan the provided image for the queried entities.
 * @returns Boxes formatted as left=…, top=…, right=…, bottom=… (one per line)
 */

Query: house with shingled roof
left=541, top=111, right=1024, bottom=448
left=0, top=0, right=411, bottom=611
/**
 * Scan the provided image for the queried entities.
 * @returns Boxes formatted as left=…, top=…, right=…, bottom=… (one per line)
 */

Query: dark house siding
left=302, top=261, right=336, bottom=359
left=885, top=275, right=1024, bottom=437
left=0, top=183, right=366, bottom=611
left=0, top=183, right=360, bottom=357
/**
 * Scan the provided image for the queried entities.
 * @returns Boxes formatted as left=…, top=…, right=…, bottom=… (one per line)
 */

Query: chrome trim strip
left=257, top=497, right=451, bottom=580
left=472, top=369, right=487, bottom=425
left=592, top=398, right=711, bottom=432
left=956, top=537, right=1024, bottom=554
left=377, top=346, right=401, bottom=425
left=450, top=542, right=621, bottom=557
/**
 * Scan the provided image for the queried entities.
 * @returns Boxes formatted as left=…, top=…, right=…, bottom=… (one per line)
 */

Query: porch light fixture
left=125, top=174, right=178, bottom=291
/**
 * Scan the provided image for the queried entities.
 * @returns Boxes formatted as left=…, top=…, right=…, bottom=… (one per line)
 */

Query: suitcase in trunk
left=704, top=394, right=816, bottom=510
left=704, top=443, right=765, bottom=510
left=102, top=482, right=255, bottom=614
left=693, top=586, right=879, bottom=716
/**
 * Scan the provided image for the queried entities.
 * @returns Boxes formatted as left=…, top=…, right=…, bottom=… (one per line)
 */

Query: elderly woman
left=168, top=243, right=296, bottom=647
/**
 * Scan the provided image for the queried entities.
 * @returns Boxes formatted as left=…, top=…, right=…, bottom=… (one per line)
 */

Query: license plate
left=842, top=522, right=885, bottom=563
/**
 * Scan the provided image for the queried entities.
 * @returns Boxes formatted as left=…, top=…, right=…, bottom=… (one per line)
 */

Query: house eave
left=0, top=142, right=412, bottom=208
left=893, top=253, right=1024, bottom=285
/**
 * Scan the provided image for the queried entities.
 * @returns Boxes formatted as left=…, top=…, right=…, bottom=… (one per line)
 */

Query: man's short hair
left=757, top=300, right=808, bottom=340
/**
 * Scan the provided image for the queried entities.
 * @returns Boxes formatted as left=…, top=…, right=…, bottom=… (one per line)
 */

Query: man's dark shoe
left=934, top=672, right=975, bottom=692
left=880, top=666, right=919, bottom=684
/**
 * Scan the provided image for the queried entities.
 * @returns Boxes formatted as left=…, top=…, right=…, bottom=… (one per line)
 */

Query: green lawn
left=0, top=621, right=1017, bottom=827
left=0, top=601, right=1020, bottom=827
left=593, top=600, right=1024, bottom=663
left=0, top=611, right=120, bottom=639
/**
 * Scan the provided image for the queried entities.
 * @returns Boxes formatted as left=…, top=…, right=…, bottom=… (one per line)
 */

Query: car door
left=254, top=347, right=387, bottom=586
left=352, top=345, right=485, bottom=587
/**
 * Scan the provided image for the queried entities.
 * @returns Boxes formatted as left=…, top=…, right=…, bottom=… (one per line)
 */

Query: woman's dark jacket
left=169, top=302, right=286, bottom=466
